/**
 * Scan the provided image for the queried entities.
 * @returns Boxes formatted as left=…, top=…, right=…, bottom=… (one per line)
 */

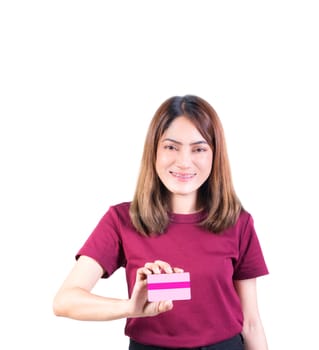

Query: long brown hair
left=129, top=95, right=242, bottom=235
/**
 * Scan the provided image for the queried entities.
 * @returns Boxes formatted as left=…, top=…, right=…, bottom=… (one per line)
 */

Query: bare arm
left=53, top=256, right=177, bottom=321
left=234, top=278, right=268, bottom=350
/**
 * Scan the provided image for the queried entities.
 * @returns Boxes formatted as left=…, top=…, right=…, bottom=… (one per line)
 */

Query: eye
left=164, top=144, right=178, bottom=151
left=193, top=147, right=207, bottom=153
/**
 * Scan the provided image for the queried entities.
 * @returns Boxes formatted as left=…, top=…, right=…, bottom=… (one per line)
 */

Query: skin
left=234, top=279, right=268, bottom=350
left=53, top=116, right=268, bottom=349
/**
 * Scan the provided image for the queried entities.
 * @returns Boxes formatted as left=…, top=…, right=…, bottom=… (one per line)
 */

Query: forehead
left=160, top=116, right=205, bottom=142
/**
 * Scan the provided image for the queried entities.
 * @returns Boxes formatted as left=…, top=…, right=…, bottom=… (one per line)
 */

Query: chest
left=122, top=223, right=240, bottom=287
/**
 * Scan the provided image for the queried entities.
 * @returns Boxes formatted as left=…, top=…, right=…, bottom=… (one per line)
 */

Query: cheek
left=197, top=154, right=213, bottom=173
left=156, top=152, right=173, bottom=169
left=155, top=155, right=165, bottom=175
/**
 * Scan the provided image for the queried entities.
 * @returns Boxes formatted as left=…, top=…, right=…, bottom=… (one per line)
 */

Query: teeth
left=170, top=171, right=195, bottom=178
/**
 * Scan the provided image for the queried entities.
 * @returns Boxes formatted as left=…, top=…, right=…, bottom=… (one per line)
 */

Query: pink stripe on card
left=148, top=281, right=191, bottom=290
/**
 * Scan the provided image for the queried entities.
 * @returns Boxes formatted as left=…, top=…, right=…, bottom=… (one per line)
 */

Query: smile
left=169, top=171, right=196, bottom=179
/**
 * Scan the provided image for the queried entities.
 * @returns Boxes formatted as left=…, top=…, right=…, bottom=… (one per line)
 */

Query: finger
left=157, top=300, right=173, bottom=313
left=144, top=262, right=163, bottom=274
left=172, top=267, right=184, bottom=273
left=153, top=260, right=173, bottom=273
left=136, top=267, right=152, bottom=281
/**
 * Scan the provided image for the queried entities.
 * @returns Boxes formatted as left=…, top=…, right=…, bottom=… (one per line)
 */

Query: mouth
left=169, top=171, right=196, bottom=180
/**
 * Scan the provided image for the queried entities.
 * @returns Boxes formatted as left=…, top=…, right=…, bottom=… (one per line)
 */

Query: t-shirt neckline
left=168, top=210, right=207, bottom=224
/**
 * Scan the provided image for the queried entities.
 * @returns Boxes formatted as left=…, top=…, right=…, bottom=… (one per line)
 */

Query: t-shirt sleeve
left=75, top=206, right=126, bottom=278
left=233, top=214, right=269, bottom=280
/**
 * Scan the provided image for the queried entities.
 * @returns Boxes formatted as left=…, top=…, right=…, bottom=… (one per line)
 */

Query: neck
left=170, top=194, right=198, bottom=214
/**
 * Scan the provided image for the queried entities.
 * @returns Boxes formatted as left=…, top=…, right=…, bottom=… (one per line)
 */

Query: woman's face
left=155, top=116, right=213, bottom=211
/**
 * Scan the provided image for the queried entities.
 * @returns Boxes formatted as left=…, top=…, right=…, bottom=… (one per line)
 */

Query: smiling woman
left=53, top=95, right=269, bottom=350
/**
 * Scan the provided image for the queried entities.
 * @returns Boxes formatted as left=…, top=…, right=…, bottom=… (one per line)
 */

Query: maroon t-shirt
left=76, top=202, right=268, bottom=348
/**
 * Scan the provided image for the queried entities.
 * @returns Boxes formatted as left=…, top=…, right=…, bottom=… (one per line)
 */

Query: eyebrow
left=162, top=138, right=208, bottom=146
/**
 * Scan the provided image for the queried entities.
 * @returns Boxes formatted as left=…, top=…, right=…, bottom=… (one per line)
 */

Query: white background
left=1, top=1, right=318, bottom=349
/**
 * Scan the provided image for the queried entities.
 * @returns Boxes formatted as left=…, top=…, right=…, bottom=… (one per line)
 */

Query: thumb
left=157, top=300, right=173, bottom=313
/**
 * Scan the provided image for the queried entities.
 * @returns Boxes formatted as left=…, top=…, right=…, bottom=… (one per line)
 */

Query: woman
left=53, top=95, right=269, bottom=350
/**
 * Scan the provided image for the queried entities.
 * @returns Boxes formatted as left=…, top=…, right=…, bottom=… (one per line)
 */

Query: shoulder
left=228, top=208, right=253, bottom=232
left=222, top=209, right=256, bottom=240
left=237, top=209, right=253, bottom=226
left=96, top=202, right=132, bottom=227
left=109, top=201, right=131, bottom=212
left=106, top=201, right=133, bottom=226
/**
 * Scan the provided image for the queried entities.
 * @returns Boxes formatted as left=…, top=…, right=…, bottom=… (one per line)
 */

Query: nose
left=176, top=149, right=191, bottom=169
